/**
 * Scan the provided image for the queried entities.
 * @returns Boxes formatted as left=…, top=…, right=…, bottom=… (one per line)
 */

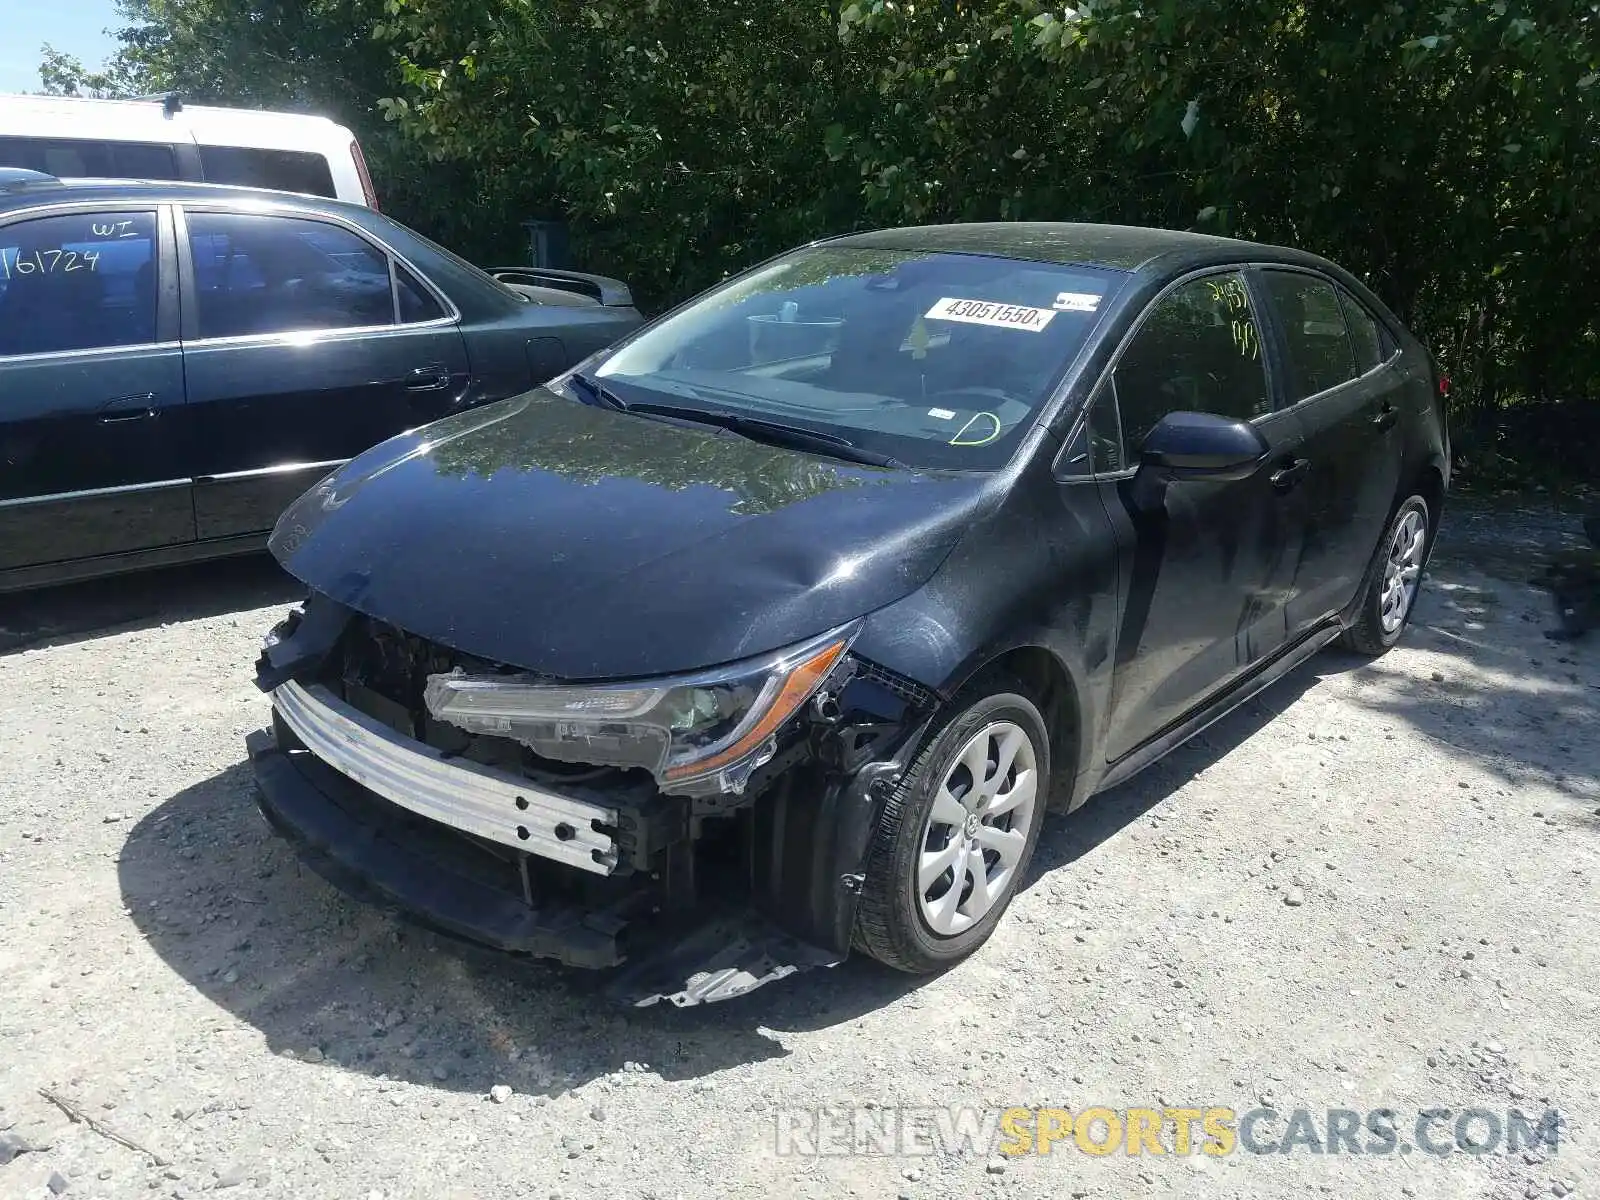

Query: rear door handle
left=405, top=364, right=451, bottom=392
left=1270, top=457, right=1311, bottom=492
left=1370, top=402, right=1399, bottom=431
left=98, top=393, right=158, bottom=423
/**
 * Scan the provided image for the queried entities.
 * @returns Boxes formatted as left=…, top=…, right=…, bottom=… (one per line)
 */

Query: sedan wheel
left=854, top=680, right=1051, bottom=973
left=1342, top=494, right=1431, bottom=656
left=1379, top=506, right=1428, bottom=634
left=917, top=722, right=1038, bottom=936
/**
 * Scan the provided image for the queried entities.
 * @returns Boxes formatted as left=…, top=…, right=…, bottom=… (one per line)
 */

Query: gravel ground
left=1, top=500, right=1596, bottom=1200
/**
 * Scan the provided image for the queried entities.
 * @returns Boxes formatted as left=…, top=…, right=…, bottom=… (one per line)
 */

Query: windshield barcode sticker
left=1053, top=291, right=1102, bottom=312
left=924, top=297, right=1056, bottom=332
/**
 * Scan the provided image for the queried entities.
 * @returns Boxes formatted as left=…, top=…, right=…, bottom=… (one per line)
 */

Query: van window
left=187, top=211, right=394, bottom=338
left=0, top=137, right=179, bottom=181
left=198, top=146, right=337, bottom=198
left=0, top=211, right=158, bottom=357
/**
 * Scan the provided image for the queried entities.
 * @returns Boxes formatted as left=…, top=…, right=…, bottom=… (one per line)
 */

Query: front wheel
left=1341, top=494, right=1431, bottom=656
left=853, top=681, right=1050, bottom=973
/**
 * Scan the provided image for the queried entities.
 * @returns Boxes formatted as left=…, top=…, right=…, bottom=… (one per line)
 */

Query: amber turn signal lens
left=661, top=638, right=849, bottom=781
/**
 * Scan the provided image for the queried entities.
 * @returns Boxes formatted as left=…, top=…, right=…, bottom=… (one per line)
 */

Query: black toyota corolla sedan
left=247, top=222, right=1449, bottom=1004
left=0, top=169, right=640, bottom=592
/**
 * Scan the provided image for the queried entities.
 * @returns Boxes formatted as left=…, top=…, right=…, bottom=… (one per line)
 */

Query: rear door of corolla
left=1252, top=268, right=1404, bottom=635
left=175, top=205, right=470, bottom=542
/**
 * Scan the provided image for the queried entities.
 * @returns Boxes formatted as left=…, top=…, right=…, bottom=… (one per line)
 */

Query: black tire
left=852, top=678, right=1051, bottom=973
left=1341, top=494, right=1431, bottom=656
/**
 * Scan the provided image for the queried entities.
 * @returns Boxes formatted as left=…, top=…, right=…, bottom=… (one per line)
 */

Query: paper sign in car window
left=925, top=297, right=1056, bottom=332
left=1053, top=292, right=1101, bottom=312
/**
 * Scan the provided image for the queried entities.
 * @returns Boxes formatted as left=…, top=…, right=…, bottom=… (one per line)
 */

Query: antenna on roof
left=130, top=91, right=184, bottom=115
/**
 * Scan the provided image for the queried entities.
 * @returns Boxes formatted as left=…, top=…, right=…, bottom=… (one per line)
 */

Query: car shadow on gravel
left=1321, top=524, right=1600, bottom=807
left=116, top=667, right=1328, bottom=1099
left=1028, top=665, right=1324, bottom=882
left=0, top=554, right=300, bottom=656
left=117, top=761, right=920, bottom=1096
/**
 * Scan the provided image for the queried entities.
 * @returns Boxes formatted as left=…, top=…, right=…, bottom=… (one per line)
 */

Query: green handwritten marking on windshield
left=950, top=411, right=1002, bottom=446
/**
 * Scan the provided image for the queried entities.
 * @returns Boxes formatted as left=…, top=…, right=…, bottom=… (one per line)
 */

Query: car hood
left=269, top=390, right=998, bottom=679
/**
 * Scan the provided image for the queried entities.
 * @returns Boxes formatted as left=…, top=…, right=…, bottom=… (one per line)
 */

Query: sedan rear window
left=594, top=247, right=1128, bottom=470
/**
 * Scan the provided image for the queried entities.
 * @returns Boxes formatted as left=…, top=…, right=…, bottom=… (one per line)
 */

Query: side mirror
left=1139, top=410, right=1269, bottom=482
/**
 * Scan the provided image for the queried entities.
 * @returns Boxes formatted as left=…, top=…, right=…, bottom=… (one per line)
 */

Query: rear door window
left=0, top=210, right=158, bottom=356
left=396, top=263, right=445, bottom=322
left=1340, top=292, right=1386, bottom=373
left=186, top=211, right=395, bottom=339
left=1260, top=270, right=1357, bottom=402
left=0, top=136, right=179, bottom=181
left=198, top=146, right=337, bottom=198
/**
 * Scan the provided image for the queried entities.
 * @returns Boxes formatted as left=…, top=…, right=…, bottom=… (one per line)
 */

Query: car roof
left=0, top=176, right=372, bottom=220
left=828, top=221, right=1325, bottom=274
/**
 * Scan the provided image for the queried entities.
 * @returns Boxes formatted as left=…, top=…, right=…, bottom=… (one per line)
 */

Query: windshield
left=590, top=246, right=1129, bottom=470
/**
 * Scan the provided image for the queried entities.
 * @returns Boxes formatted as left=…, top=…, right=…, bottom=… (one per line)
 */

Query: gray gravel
left=1, top=504, right=1596, bottom=1199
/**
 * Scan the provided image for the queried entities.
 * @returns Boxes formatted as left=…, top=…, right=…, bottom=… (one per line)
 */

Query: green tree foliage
left=37, top=0, right=1600, bottom=478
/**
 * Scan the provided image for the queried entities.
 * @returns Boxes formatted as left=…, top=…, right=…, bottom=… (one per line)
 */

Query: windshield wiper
left=624, top=401, right=905, bottom=469
left=566, top=371, right=629, bottom=412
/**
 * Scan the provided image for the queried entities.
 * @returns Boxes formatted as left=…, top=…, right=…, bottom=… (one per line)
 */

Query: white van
left=0, top=93, right=378, bottom=207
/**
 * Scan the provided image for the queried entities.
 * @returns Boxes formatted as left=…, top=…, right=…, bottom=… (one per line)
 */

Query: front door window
left=0, top=210, right=158, bottom=357
left=1110, top=272, right=1271, bottom=457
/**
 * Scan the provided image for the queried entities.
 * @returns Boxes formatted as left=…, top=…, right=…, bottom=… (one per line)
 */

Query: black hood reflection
left=424, top=391, right=865, bottom=516
left=270, top=390, right=997, bottom=680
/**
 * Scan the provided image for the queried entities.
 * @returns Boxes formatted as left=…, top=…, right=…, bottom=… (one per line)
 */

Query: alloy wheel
left=916, top=720, right=1039, bottom=936
left=1380, top=507, right=1428, bottom=634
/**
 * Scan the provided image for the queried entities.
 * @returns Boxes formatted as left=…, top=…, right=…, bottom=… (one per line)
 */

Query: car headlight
left=422, top=622, right=860, bottom=795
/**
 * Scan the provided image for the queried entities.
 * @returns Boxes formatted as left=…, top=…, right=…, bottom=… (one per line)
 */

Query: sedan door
left=1255, top=269, right=1404, bottom=633
left=176, top=207, right=471, bottom=542
left=0, top=205, right=194, bottom=581
left=1092, top=271, right=1311, bottom=762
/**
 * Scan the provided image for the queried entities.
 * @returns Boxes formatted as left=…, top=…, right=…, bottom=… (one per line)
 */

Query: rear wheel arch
left=1412, top=462, right=1446, bottom=543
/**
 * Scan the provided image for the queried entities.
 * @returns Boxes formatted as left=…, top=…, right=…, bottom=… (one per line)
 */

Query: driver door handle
left=1270, top=457, right=1311, bottom=492
left=1371, top=402, right=1399, bottom=431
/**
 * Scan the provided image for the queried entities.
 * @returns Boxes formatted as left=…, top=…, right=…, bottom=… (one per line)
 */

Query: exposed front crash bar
left=271, top=680, right=619, bottom=874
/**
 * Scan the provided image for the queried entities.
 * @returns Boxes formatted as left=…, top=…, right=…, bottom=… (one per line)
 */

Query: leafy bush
left=43, top=0, right=1600, bottom=479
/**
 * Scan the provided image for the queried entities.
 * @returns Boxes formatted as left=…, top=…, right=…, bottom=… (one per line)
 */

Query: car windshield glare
left=594, top=247, right=1129, bottom=470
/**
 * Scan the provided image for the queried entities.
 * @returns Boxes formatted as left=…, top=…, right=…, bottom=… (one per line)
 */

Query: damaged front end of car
left=246, top=591, right=939, bottom=1006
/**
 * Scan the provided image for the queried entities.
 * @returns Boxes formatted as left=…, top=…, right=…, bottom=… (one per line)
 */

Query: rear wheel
left=853, top=681, right=1050, bottom=973
left=1341, top=495, right=1430, bottom=656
